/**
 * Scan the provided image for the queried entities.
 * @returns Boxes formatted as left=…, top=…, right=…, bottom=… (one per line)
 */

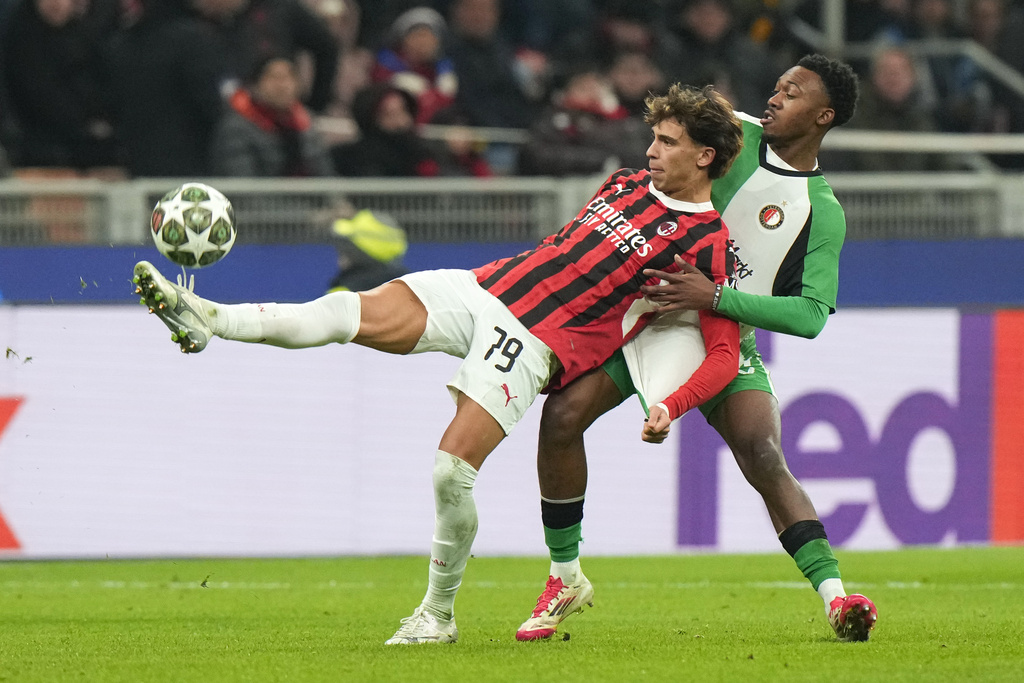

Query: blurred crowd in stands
left=2, top=0, right=1024, bottom=181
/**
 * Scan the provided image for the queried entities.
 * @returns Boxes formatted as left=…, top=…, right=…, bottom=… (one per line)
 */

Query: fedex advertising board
left=0, top=306, right=1021, bottom=558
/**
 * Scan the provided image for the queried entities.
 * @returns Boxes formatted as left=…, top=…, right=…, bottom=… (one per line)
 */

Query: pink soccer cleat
left=516, top=574, right=594, bottom=641
left=828, top=593, right=878, bottom=641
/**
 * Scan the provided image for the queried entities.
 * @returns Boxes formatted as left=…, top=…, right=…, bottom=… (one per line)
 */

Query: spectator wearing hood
left=210, top=55, right=335, bottom=176
left=370, top=6, right=458, bottom=124
left=331, top=82, right=490, bottom=177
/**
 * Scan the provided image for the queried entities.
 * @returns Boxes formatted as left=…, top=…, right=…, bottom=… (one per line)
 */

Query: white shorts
left=621, top=308, right=706, bottom=413
left=399, top=269, right=561, bottom=435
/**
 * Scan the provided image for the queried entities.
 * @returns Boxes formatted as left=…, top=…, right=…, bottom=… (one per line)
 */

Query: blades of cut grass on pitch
left=0, top=547, right=1021, bottom=682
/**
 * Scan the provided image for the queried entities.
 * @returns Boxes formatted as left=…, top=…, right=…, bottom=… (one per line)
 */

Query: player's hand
left=641, top=404, right=672, bottom=443
left=641, top=255, right=717, bottom=312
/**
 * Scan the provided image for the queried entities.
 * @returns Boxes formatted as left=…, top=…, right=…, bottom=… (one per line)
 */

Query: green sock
left=792, top=538, right=841, bottom=590
left=543, top=523, right=582, bottom=563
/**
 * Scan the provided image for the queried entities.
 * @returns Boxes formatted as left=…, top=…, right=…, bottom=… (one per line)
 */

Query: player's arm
left=642, top=256, right=830, bottom=339
left=642, top=309, right=739, bottom=443
left=716, top=288, right=829, bottom=338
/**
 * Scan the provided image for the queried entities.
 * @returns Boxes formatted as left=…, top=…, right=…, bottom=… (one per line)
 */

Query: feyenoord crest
left=758, top=204, right=785, bottom=230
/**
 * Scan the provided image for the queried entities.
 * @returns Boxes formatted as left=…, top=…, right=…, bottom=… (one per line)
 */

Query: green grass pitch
left=1, top=546, right=1022, bottom=682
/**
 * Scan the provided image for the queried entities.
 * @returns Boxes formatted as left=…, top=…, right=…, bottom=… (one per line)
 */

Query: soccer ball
left=150, top=183, right=236, bottom=268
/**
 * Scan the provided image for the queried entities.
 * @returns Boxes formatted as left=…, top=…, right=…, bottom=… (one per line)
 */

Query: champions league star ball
left=150, top=183, right=236, bottom=268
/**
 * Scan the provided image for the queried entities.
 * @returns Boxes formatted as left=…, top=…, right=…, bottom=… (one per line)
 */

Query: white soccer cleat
left=385, top=605, right=459, bottom=645
left=515, top=573, right=594, bottom=641
left=132, top=260, right=213, bottom=353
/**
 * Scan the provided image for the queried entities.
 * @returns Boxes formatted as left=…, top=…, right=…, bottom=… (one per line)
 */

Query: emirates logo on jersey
left=758, top=204, right=785, bottom=230
left=656, top=221, right=678, bottom=237
left=583, top=196, right=652, bottom=256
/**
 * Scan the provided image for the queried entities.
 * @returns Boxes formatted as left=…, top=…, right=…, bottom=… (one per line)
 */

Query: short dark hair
left=644, top=84, right=743, bottom=180
left=796, top=54, right=860, bottom=128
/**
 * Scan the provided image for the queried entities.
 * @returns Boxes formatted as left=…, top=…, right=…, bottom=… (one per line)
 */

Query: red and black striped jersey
left=474, top=168, right=735, bottom=387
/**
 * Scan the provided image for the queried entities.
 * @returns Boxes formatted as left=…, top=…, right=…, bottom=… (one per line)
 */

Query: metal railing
left=1, top=173, right=1022, bottom=247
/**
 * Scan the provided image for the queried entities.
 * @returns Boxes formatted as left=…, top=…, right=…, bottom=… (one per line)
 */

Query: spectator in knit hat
left=370, top=6, right=458, bottom=124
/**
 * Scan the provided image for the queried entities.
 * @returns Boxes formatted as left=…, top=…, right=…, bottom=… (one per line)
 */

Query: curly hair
left=796, top=54, right=860, bottom=128
left=643, top=84, right=743, bottom=180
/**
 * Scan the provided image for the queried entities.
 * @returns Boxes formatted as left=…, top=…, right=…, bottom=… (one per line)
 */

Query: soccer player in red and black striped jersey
left=131, top=84, right=744, bottom=645
left=473, top=162, right=737, bottom=417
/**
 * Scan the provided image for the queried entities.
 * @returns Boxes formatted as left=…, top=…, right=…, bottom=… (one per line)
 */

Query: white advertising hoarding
left=0, top=306, right=983, bottom=558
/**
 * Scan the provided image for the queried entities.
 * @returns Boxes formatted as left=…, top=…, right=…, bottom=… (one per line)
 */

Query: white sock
left=818, top=578, right=846, bottom=612
left=550, top=559, right=582, bottom=584
left=207, top=291, right=361, bottom=347
left=422, top=450, right=479, bottom=622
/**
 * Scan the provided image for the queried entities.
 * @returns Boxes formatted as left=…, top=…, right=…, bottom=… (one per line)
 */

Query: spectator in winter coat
left=1, top=0, right=117, bottom=169
left=445, top=0, right=537, bottom=129
left=519, top=65, right=650, bottom=177
left=845, top=46, right=955, bottom=171
left=107, top=0, right=228, bottom=177
left=191, top=0, right=339, bottom=113
left=210, top=55, right=335, bottom=176
left=668, top=0, right=779, bottom=116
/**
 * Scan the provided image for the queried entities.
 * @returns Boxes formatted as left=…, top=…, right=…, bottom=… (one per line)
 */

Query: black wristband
left=711, top=283, right=723, bottom=311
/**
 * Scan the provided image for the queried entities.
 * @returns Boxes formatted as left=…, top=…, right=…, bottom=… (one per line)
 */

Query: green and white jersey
left=712, top=113, right=845, bottom=314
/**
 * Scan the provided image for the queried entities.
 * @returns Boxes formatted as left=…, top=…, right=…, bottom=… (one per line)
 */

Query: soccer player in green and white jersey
left=517, top=54, right=879, bottom=643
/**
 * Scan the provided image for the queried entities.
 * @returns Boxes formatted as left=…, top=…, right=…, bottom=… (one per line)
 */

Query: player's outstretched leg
left=829, top=594, right=878, bottom=642
left=133, top=260, right=213, bottom=353
left=516, top=573, right=595, bottom=641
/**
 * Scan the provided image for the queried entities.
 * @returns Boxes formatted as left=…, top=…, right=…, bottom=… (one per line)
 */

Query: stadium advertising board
left=678, top=311, right=1024, bottom=552
left=0, top=307, right=1020, bottom=558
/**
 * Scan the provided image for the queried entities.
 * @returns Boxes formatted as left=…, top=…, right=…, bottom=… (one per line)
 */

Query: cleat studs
left=154, top=292, right=163, bottom=301
left=170, top=333, right=179, bottom=342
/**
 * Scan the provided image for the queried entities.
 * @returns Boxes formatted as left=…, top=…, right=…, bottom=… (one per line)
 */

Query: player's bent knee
left=539, top=392, right=590, bottom=443
left=539, top=369, right=621, bottom=442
